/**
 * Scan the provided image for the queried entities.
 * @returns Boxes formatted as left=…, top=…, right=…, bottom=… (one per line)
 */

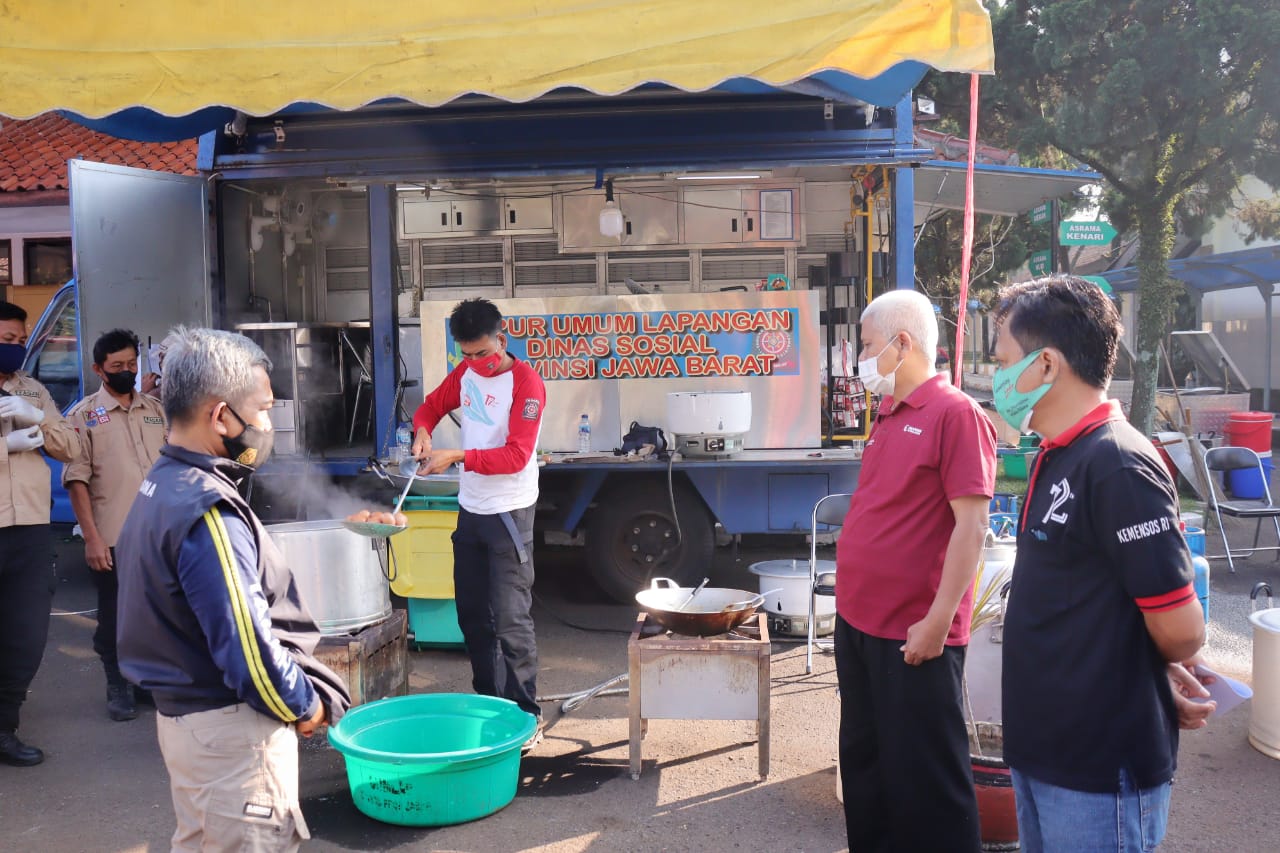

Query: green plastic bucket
left=328, top=693, right=537, bottom=826
left=1001, top=450, right=1037, bottom=480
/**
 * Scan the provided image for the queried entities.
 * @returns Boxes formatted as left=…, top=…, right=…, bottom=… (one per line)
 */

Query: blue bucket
left=1228, top=457, right=1274, bottom=499
left=989, top=493, right=1020, bottom=514
left=1183, top=526, right=1206, bottom=557
left=1192, top=556, right=1211, bottom=623
left=989, top=513, right=1018, bottom=537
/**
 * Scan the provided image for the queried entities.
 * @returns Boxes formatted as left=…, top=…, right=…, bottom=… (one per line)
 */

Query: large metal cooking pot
left=266, top=520, right=392, bottom=635
left=635, top=577, right=765, bottom=636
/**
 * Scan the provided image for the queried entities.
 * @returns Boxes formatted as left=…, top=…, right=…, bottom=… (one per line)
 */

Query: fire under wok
left=635, top=577, right=767, bottom=636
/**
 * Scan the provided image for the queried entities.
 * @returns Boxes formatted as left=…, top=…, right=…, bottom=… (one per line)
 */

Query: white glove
left=4, top=426, right=45, bottom=453
left=0, top=395, right=45, bottom=427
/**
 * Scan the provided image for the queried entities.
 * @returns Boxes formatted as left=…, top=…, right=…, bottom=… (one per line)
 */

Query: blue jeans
left=1011, top=767, right=1171, bottom=853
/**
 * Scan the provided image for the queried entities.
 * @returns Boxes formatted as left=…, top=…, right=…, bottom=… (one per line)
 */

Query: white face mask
left=858, top=339, right=902, bottom=396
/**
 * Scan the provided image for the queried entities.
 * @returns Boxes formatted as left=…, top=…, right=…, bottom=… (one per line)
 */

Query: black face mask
left=103, top=370, right=137, bottom=395
left=0, top=343, right=25, bottom=374
left=221, top=405, right=275, bottom=470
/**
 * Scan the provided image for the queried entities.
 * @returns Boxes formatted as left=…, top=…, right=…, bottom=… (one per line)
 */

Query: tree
left=987, top=0, right=1280, bottom=432
left=914, top=208, right=1037, bottom=362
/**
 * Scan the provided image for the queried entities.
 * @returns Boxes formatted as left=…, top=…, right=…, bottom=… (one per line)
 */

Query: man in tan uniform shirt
left=0, top=300, right=80, bottom=767
left=64, top=329, right=166, bottom=722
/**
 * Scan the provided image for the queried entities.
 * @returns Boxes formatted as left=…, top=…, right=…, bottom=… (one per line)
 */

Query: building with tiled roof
left=1, top=114, right=197, bottom=299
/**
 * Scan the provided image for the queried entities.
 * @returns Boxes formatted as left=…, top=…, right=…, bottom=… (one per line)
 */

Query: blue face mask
left=992, top=348, right=1051, bottom=433
left=0, top=343, right=26, bottom=375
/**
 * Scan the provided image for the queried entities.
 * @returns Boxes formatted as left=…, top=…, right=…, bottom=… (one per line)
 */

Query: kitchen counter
left=544, top=447, right=862, bottom=468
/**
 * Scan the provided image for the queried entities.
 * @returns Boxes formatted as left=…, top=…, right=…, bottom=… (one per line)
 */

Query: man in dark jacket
left=116, top=327, right=349, bottom=852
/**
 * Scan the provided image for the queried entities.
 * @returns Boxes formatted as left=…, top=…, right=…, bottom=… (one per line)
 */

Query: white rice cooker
left=666, top=390, right=751, bottom=457
left=748, top=559, right=836, bottom=637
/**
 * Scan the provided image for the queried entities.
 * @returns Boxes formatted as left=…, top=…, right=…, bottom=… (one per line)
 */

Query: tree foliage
left=986, top=0, right=1280, bottom=432
left=921, top=0, right=1280, bottom=425
left=914, top=209, right=1040, bottom=359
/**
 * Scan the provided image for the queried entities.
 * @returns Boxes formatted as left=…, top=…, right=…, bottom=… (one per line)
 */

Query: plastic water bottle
left=395, top=423, right=412, bottom=461
left=577, top=414, right=591, bottom=454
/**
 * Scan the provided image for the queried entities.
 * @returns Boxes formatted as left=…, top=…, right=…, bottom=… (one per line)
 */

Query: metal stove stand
left=627, top=611, right=771, bottom=780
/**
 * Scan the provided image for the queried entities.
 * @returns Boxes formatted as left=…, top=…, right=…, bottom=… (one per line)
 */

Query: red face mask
left=468, top=353, right=504, bottom=378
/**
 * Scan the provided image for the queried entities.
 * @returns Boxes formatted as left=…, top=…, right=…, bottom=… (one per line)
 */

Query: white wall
left=1205, top=175, right=1279, bottom=256
left=0, top=204, right=71, bottom=285
left=1197, top=175, right=1280, bottom=392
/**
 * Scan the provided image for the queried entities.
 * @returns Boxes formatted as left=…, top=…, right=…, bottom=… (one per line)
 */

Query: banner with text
left=443, top=307, right=801, bottom=380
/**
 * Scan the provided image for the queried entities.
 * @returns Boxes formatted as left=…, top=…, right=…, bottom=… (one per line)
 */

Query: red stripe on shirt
left=1135, top=583, right=1196, bottom=613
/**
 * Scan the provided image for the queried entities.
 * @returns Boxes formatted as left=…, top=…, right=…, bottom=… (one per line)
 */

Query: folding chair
left=1200, top=445, right=1280, bottom=573
left=806, top=492, right=852, bottom=674
left=341, top=331, right=375, bottom=444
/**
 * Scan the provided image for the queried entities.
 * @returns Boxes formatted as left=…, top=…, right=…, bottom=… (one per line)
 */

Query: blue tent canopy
left=1102, top=245, right=1280, bottom=407
left=1100, top=245, right=1280, bottom=294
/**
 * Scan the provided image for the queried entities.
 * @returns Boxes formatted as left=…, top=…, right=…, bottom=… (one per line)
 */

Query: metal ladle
left=722, top=588, right=783, bottom=613
left=341, top=459, right=421, bottom=538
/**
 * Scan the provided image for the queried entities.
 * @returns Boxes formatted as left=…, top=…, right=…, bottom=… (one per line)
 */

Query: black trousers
left=452, top=504, right=539, bottom=717
left=835, top=615, right=980, bottom=853
left=0, top=524, right=54, bottom=733
left=90, top=547, right=124, bottom=683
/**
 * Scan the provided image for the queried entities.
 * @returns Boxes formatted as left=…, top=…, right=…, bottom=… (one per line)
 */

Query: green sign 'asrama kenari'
left=1059, top=220, right=1118, bottom=245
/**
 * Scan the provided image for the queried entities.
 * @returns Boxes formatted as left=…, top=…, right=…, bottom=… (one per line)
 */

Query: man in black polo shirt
left=991, top=276, right=1211, bottom=852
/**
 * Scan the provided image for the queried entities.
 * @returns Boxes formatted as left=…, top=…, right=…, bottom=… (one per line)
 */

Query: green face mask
left=992, top=348, right=1051, bottom=433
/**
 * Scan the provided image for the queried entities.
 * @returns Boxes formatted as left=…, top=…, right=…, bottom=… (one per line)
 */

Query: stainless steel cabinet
left=619, top=191, right=678, bottom=246
left=399, top=197, right=452, bottom=236
left=399, top=192, right=550, bottom=237
left=503, top=196, right=554, bottom=231
left=560, top=190, right=679, bottom=250
left=398, top=193, right=500, bottom=237
left=452, top=197, right=502, bottom=233
left=682, top=188, right=757, bottom=244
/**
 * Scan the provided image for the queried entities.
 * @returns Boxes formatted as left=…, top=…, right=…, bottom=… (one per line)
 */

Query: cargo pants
left=452, top=503, right=540, bottom=717
left=156, top=703, right=308, bottom=853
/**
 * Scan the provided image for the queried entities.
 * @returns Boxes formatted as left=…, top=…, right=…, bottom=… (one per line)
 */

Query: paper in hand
left=1192, top=665, right=1253, bottom=715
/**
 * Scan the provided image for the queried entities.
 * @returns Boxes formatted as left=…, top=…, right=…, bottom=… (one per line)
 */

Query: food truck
left=7, top=2, right=1032, bottom=600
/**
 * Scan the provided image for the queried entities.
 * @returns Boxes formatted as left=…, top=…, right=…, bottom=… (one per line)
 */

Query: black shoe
left=107, top=684, right=138, bottom=722
left=0, top=731, right=44, bottom=767
left=133, top=687, right=155, bottom=707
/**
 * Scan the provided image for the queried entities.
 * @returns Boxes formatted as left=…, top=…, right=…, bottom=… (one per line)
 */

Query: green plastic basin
left=327, top=693, right=537, bottom=827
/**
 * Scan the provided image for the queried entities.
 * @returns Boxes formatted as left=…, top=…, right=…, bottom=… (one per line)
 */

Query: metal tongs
left=677, top=578, right=710, bottom=612
left=342, top=458, right=421, bottom=538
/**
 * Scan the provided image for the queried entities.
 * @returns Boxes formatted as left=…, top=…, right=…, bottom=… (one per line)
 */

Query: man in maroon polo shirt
left=835, top=289, right=996, bottom=852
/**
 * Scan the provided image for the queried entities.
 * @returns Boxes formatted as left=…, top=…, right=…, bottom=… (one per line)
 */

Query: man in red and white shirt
left=412, top=298, right=545, bottom=740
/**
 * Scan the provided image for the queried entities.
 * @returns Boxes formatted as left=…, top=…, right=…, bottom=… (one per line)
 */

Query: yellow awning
left=0, top=1, right=993, bottom=119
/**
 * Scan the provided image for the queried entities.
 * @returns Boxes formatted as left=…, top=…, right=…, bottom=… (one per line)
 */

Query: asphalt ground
left=0, top=522, right=1277, bottom=852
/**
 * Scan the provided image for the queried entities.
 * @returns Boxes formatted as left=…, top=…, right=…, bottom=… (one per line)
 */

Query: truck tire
left=584, top=477, right=715, bottom=604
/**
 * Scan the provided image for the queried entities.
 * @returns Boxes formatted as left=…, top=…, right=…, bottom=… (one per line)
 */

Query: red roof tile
left=0, top=113, right=197, bottom=193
